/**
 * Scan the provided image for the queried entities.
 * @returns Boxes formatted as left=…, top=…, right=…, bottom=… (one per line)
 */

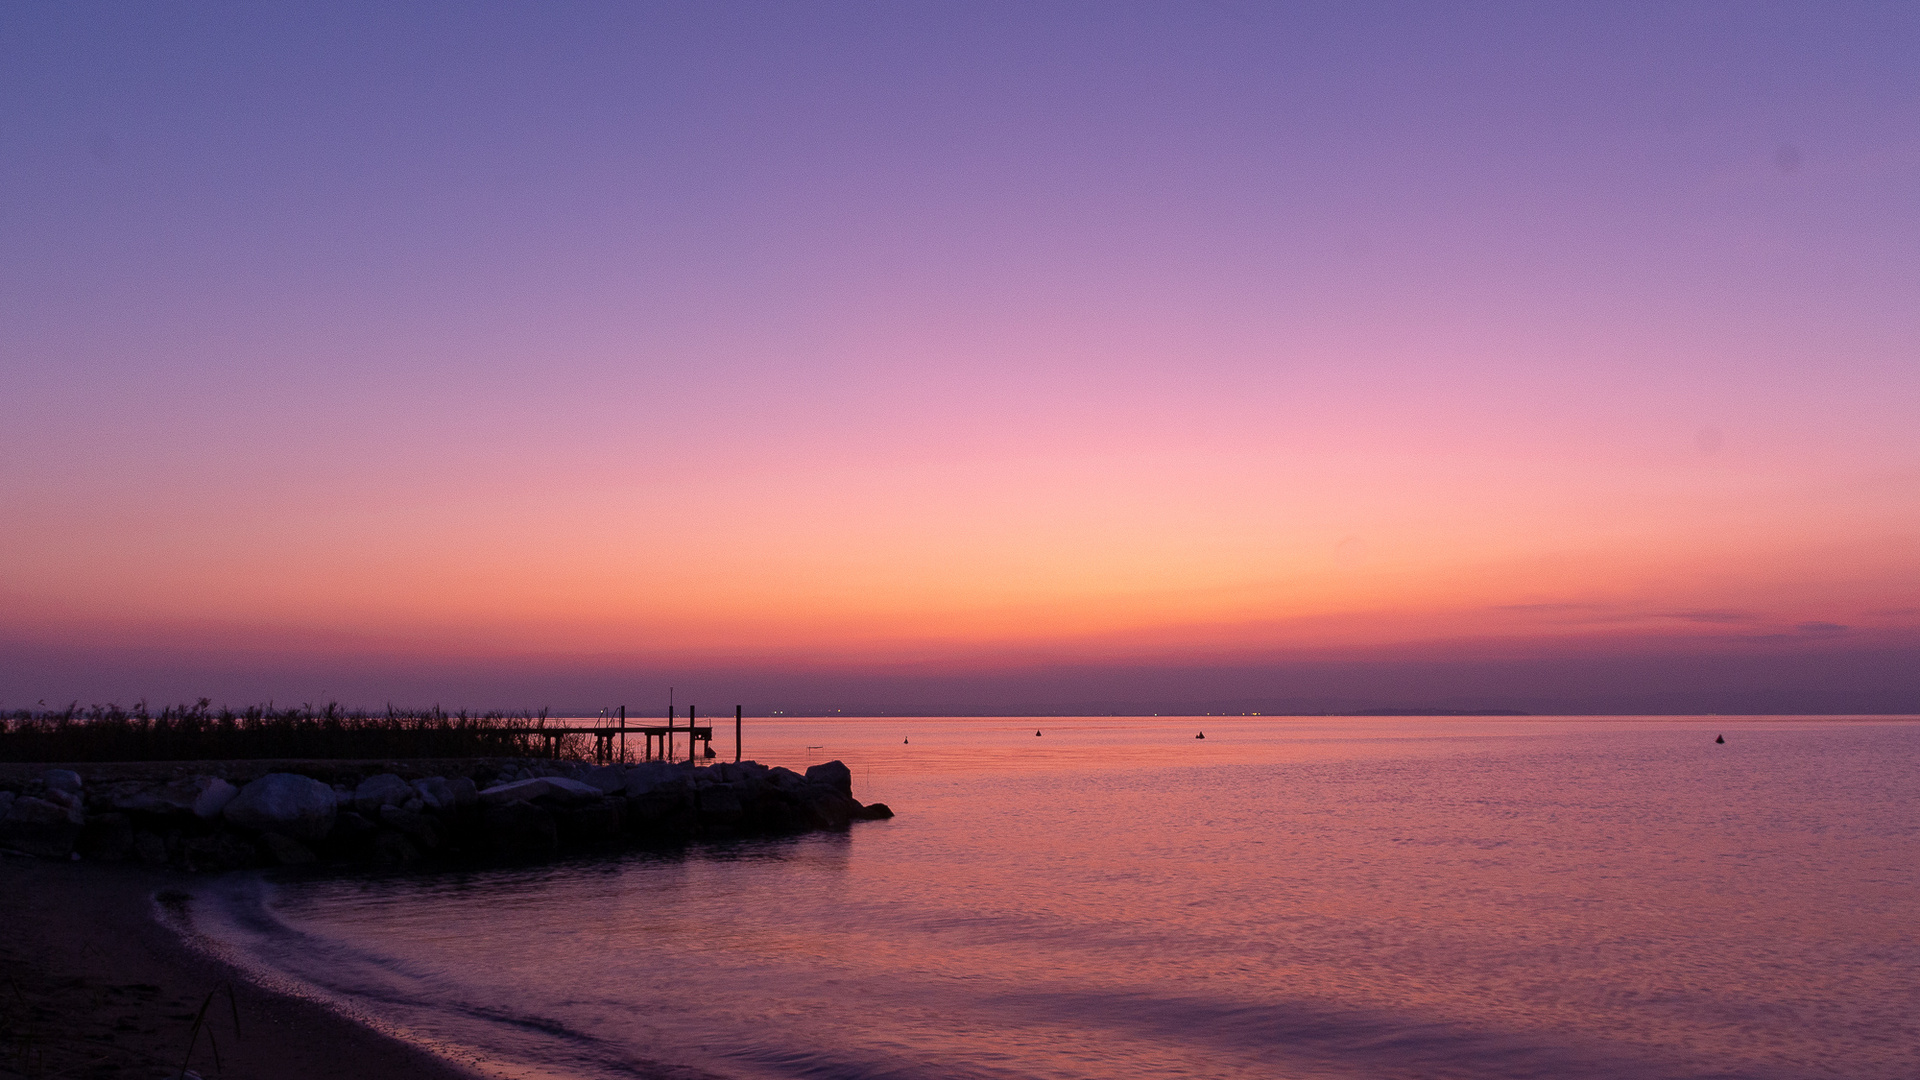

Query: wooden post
left=689, top=705, right=697, bottom=764
left=735, top=705, right=742, bottom=763
left=619, top=705, right=626, bottom=764
left=667, top=705, right=675, bottom=763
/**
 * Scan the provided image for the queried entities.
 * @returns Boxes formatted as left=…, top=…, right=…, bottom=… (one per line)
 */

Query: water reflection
left=195, top=717, right=1920, bottom=1080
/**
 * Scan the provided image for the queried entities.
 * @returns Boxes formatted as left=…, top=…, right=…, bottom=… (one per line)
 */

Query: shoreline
left=0, top=854, right=478, bottom=1080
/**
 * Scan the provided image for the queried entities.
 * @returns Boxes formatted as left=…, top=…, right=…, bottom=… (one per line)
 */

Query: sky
left=3, top=2, right=1917, bottom=714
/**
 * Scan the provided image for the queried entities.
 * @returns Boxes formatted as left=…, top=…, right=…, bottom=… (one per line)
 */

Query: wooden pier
left=519, top=704, right=743, bottom=765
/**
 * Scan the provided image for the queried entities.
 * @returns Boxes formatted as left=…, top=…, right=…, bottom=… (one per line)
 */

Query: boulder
left=805, top=760, right=853, bottom=797
left=369, top=830, right=420, bottom=867
left=622, top=761, right=683, bottom=797
left=553, top=798, right=624, bottom=845
left=379, top=805, right=440, bottom=849
left=481, top=801, right=557, bottom=859
left=447, top=776, right=479, bottom=808
left=260, top=832, right=318, bottom=866
left=354, top=774, right=413, bottom=815
left=584, top=765, right=625, bottom=794
left=43, top=787, right=84, bottom=815
left=42, top=769, right=83, bottom=796
left=109, top=776, right=237, bottom=819
left=191, top=777, right=239, bottom=819
left=181, top=833, right=257, bottom=872
left=0, top=792, right=12, bottom=819
left=2, top=796, right=83, bottom=858
left=223, top=774, right=337, bottom=842
left=132, top=830, right=169, bottom=866
left=540, top=776, right=605, bottom=804
left=854, top=802, right=895, bottom=820
left=768, top=766, right=807, bottom=791
left=697, top=786, right=746, bottom=827
left=411, top=776, right=456, bottom=811
left=78, top=812, right=136, bottom=861
left=799, top=789, right=857, bottom=830
left=479, top=778, right=552, bottom=805
left=333, top=810, right=379, bottom=837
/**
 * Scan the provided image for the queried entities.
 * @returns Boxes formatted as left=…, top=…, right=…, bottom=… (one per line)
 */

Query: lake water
left=186, top=716, right=1920, bottom=1079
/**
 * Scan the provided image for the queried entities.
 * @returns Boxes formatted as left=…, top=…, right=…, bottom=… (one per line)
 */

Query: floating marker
left=1716, top=734, right=1725, bottom=744
left=1197, top=732, right=1206, bottom=739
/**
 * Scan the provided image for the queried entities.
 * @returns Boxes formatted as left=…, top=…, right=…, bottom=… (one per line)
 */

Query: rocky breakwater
left=0, top=759, right=892, bottom=871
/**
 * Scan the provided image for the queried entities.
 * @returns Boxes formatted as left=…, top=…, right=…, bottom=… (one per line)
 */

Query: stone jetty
left=0, top=758, right=892, bottom=871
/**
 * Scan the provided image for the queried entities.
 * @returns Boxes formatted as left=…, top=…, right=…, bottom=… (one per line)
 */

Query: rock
left=223, top=774, right=337, bottom=842
left=854, top=802, right=895, bottom=820
left=0, top=792, right=12, bottom=819
left=540, top=776, right=604, bottom=803
left=622, top=761, right=684, bottom=797
left=447, top=776, right=479, bottom=808
left=379, top=805, right=439, bottom=849
left=191, top=777, right=239, bottom=819
left=584, top=765, right=625, bottom=794
left=260, top=832, right=318, bottom=866
left=41, top=769, right=83, bottom=796
left=768, top=766, right=806, bottom=791
left=78, top=812, right=136, bottom=860
left=479, top=778, right=552, bottom=805
left=805, top=760, right=853, bottom=797
left=43, top=787, right=84, bottom=815
left=697, top=786, right=746, bottom=826
left=354, top=774, right=413, bottom=815
left=132, top=830, right=169, bottom=866
left=1, top=795, right=84, bottom=858
left=411, top=776, right=456, bottom=810
left=481, top=801, right=557, bottom=859
left=109, top=776, right=237, bottom=819
left=799, top=789, right=857, bottom=830
left=332, top=810, right=379, bottom=838
left=370, top=830, right=420, bottom=867
left=553, top=798, right=624, bottom=845
left=181, top=833, right=257, bottom=871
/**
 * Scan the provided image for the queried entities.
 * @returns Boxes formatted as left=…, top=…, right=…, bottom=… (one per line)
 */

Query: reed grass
left=0, top=700, right=570, bottom=762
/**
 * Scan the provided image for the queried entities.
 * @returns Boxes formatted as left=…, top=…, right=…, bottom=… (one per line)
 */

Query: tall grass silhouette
left=0, top=700, right=569, bottom=762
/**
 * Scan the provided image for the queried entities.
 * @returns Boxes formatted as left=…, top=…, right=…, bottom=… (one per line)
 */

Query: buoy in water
left=1715, top=734, right=1724, bottom=744
left=1197, top=731, right=1206, bottom=739
left=1035, top=730, right=1042, bottom=736
left=904, top=737, right=909, bottom=744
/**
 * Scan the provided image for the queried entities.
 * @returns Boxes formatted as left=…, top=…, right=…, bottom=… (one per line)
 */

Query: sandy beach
left=0, top=854, right=472, bottom=1080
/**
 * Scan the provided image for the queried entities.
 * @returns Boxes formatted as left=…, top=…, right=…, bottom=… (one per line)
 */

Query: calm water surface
left=190, top=717, right=1920, bottom=1079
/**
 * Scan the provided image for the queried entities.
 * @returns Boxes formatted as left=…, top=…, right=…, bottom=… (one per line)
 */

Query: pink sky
left=3, top=3, right=1916, bottom=713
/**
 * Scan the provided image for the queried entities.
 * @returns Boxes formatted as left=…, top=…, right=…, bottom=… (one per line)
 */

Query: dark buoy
left=1196, top=731, right=1206, bottom=739
left=904, top=737, right=909, bottom=744
left=1035, top=730, right=1042, bottom=736
left=1715, top=734, right=1724, bottom=744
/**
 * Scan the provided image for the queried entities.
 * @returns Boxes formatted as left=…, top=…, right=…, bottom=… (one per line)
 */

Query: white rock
left=542, top=776, right=604, bottom=802
left=41, top=769, right=83, bottom=795
left=223, top=774, right=337, bottom=841
left=448, top=776, right=479, bottom=808
left=478, top=778, right=552, bottom=805
left=354, top=774, right=413, bottom=815
left=44, top=788, right=84, bottom=815
left=411, top=776, right=455, bottom=810
left=192, top=777, right=239, bottom=819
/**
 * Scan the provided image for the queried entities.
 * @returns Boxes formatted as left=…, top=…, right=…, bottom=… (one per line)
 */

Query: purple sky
left=3, top=3, right=1917, bottom=714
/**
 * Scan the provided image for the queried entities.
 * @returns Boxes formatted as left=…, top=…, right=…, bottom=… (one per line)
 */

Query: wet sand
left=0, top=853, right=474, bottom=1080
